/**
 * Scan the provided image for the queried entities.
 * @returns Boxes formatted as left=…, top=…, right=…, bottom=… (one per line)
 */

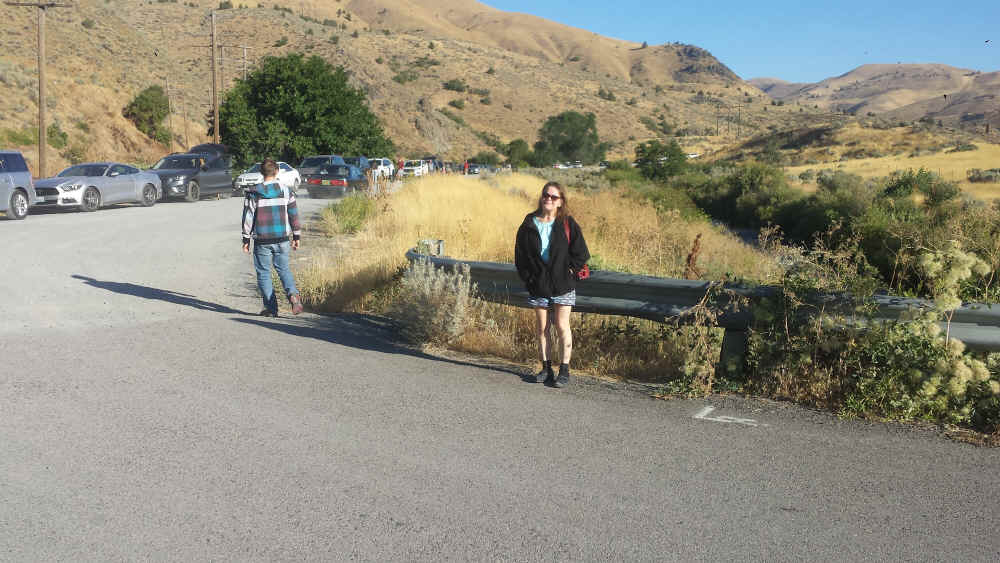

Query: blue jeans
left=253, top=241, right=298, bottom=313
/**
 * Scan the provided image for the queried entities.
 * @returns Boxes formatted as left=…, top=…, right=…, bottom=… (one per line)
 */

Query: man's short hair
left=261, top=158, right=279, bottom=178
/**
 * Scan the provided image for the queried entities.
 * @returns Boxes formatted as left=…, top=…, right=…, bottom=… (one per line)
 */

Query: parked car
left=33, top=162, right=162, bottom=212
left=187, top=143, right=229, bottom=160
left=468, top=163, right=482, bottom=175
left=401, top=160, right=425, bottom=177
left=344, top=157, right=371, bottom=175
left=368, top=157, right=394, bottom=179
left=298, top=155, right=347, bottom=178
left=303, top=164, right=368, bottom=198
left=233, top=161, right=301, bottom=194
left=598, top=161, right=610, bottom=170
left=0, top=149, right=35, bottom=220
left=148, top=152, right=233, bottom=201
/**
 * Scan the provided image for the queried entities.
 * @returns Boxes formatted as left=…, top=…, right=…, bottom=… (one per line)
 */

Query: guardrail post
left=417, top=239, right=445, bottom=256
left=717, top=329, right=747, bottom=378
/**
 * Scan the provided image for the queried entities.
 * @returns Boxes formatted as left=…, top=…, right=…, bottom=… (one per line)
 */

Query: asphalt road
left=2, top=195, right=999, bottom=561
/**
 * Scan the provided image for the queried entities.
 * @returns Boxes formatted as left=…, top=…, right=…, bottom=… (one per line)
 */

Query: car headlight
left=169, top=176, right=187, bottom=186
left=60, top=183, right=83, bottom=192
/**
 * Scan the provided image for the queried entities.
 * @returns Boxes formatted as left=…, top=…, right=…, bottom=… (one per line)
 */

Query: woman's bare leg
left=553, top=304, right=573, bottom=364
left=534, top=307, right=552, bottom=362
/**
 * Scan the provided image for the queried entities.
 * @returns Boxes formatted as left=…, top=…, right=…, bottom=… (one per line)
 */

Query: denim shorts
left=527, top=290, right=576, bottom=308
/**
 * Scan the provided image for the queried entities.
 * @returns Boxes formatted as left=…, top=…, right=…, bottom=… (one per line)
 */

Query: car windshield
left=317, top=165, right=349, bottom=177
left=344, top=158, right=361, bottom=166
left=404, top=161, right=421, bottom=167
left=58, top=164, right=109, bottom=177
left=245, top=163, right=261, bottom=173
left=153, top=156, right=203, bottom=170
left=299, top=157, right=330, bottom=168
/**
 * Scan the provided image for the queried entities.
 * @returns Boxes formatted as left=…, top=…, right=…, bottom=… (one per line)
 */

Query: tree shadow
left=230, top=313, right=534, bottom=381
left=72, top=274, right=246, bottom=314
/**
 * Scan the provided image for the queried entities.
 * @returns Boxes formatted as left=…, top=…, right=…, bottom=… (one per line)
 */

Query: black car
left=147, top=152, right=234, bottom=201
left=303, top=164, right=368, bottom=198
left=298, top=155, right=347, bottom=178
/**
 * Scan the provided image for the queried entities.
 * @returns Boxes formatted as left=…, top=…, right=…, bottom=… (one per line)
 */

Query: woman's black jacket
left=514, top=213, right=591, bottom=298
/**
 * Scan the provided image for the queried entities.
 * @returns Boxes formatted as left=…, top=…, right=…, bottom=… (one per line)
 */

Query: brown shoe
left=290, top=294, right=304, bottom=315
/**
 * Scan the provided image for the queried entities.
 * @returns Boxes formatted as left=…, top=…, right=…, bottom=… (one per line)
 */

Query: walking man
left=242, top=158, right=304, bottom=317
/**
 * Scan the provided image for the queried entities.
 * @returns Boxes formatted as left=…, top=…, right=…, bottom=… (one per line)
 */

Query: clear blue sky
left=480, top=0, right=999, bottom=83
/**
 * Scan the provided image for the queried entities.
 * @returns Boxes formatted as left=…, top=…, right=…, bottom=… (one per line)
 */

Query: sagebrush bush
left=392, top=260, right=473, bottom=345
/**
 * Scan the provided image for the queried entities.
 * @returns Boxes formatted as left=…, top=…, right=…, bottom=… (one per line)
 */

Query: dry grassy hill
left=752, top=64, right=999, bottom=134
left=0, top=0, right=832, bottom=173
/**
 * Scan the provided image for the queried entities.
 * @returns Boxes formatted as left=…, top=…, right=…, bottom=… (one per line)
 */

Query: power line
left=4, top=1, right=73, bottom=178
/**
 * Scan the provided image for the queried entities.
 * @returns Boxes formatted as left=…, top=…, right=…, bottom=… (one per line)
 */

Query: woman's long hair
left=534, top=181, right=571, bottom=223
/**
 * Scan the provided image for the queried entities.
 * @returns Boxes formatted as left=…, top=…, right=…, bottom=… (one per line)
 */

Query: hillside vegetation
left=0, top=0, right=830, bottom=172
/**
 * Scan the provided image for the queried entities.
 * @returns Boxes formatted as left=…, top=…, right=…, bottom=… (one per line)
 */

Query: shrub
left=392, top=70, right=418, bottom=84
left=442, top=78, right=467, bottom=92
left=597, top=86, right=616, bottom=101
left=391, top=260, right=473, bottom=345
left=448, top=99, right=465, bottom=109
left=479, top=97, right=491, bottom=105
left=45, top=122, right=67, bottom=149
left=350, top=30, right=359, bottom=38
left=320, top=194, right=374, bottom=235
left=81, top=18, right=95, bottom=29
left=218, top=1, right=233, bottom=9
left=438, top=109, right=466, bottom=126
left=123, top=85, right=169, bottom=140
left=274, top=36, right=288, bottom=47
left=967, top=168, right=1000, bottom=183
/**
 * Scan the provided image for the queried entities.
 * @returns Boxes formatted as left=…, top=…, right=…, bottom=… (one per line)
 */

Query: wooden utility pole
left=210, top=11, right=219, bottom=143
left=734, top=103, right=745, bottom=138
left=5, top=1, right=72, bottom=178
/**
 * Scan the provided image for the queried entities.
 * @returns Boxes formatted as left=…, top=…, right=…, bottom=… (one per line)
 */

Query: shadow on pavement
left=72, top=274, right=247, bottom=314
left=231, top=313, right=532, bottom=381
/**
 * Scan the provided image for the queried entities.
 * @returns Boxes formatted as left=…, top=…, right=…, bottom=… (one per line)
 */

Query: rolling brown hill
left=751, top=64, right=999, bottom=133
left=0, top=0, right=829, bottom=173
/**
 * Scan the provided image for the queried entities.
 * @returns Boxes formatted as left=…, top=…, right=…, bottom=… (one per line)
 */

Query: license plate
left=321, top=180, right=331, bottom=185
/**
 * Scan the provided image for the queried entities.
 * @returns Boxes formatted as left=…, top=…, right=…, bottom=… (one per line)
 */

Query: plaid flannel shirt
left=241, top=181, right=301, bottom=244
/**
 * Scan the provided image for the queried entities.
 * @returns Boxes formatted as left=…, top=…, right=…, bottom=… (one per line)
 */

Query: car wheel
left=80, top=187, right=101, bottom=212
left=6, top=189, right=29, bottom=220
left=185, top=181, right=200, bottom=202
left=140, top=184, right=157, bottom=207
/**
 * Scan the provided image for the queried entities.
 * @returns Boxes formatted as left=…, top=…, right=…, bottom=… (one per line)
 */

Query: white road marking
left=693, top=406, right=765, bottom=427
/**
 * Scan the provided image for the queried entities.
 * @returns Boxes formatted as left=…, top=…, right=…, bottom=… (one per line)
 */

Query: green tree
left=219, top=53, right=394, bottom=167
left=505, top=138, right=532, bottom=167
left=634, top=139, right=687, bottom=181
left=472, top=151, right=499, bottom=166
left=532, top=111, right=608, bottom=166
left=123, top=85, right=169, bottom=137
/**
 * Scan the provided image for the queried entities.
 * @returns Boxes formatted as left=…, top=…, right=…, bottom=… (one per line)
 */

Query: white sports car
left=233, top=161, right=301, bottom=193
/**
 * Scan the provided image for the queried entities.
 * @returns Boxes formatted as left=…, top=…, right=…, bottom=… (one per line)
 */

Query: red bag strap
left=563, top=218, right=571, bottom=243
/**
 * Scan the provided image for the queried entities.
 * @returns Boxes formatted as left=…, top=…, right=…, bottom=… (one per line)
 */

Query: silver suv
left=0, top=150, right=35, bottom=220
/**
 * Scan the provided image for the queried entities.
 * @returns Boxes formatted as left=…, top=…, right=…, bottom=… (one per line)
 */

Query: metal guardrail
left=406, top=246, right=1000, bottom=370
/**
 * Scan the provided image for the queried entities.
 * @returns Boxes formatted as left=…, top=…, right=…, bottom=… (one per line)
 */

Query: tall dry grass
left=298, top=173, right=783, bottom=382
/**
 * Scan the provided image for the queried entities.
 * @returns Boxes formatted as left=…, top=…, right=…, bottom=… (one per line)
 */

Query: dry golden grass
left=786, top=141, right=1000, bottom=200
left=297, top=172, right=782, bottom=382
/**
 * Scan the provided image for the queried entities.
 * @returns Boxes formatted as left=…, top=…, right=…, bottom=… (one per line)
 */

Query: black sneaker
left=259, top=309, right=278, bottom=317
left=535, top=362, right=554, bottom=384
left=554, top=365, right=570, bottom=388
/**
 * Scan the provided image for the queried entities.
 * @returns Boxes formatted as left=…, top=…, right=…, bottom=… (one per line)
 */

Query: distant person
left=514, top=181, right=590, bottom=388
left=242, top=158, right=303, bottom=317
left=463, top=160, right=469, bottom=175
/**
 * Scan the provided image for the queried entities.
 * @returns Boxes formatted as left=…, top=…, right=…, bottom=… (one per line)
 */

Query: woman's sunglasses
left=542, top=193, right=561, bottom=201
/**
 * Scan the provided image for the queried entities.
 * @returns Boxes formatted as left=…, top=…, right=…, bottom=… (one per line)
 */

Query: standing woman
left=515, top=181, right=590, bottom=388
